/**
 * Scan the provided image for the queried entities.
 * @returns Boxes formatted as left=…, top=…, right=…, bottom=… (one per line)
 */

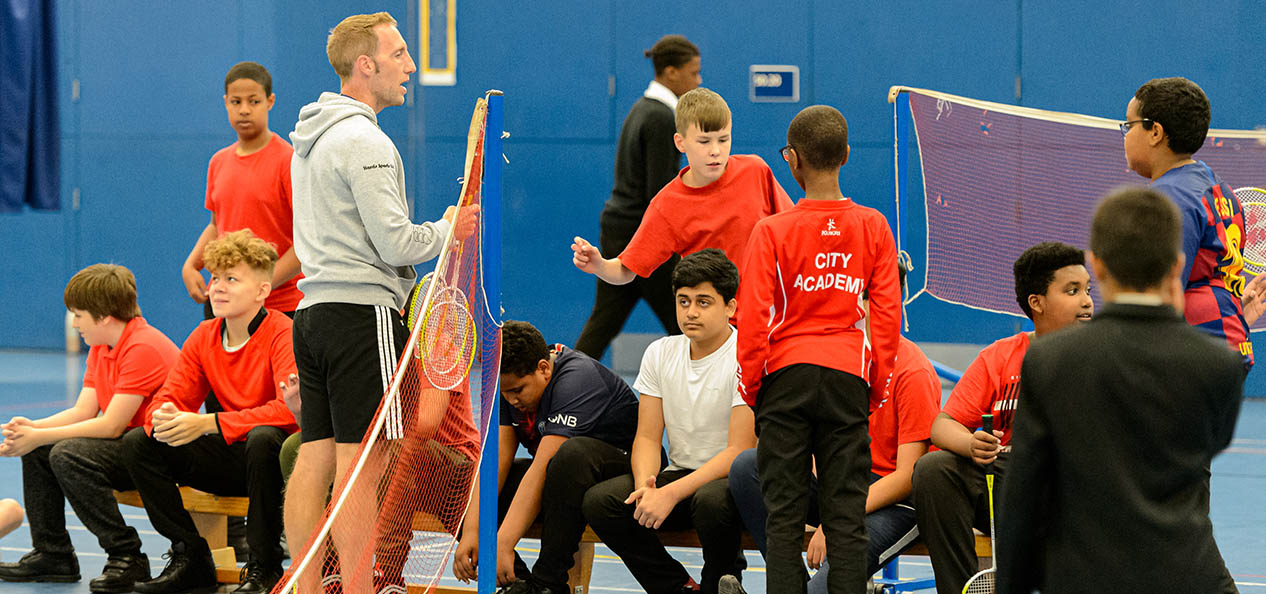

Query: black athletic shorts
left=293, top=303, right=408, bottom=443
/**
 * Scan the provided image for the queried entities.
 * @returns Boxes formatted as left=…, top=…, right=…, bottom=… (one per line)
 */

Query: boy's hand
left=181, top=265, right=208, bottom=304
left=969, top=428, right=1004, bottom=466
left=495, top=544, right=518, bottom=586
left=280, top=374, right=301, bottom=421
left=153, top=403, right=217, bottom=447
left=806, top=529, right=826, bottom=570
left=1242, top=273, right=1266, bottom=325
left=572, top=237, right=602, bottom=275
left=627, top=475, right=678, bottom=530
left=442, top=204, right=482, bottom=242
left=453, top=532, right=478, bottom=582
left=0, top=423, right=41, bottom=457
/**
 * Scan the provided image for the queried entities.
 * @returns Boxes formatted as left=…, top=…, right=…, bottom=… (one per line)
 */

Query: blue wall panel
left=3, top=0, right=1265, bottom=394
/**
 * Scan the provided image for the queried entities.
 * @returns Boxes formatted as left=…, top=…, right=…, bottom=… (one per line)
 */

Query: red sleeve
left=765, top=163, right=794, bottom=214
left=214, top=321, right=300, bottom=443
left=736, top=222, right=778, bottom=405
left=941, top=347, right=995, bottom=428
left=619, top=199, right=681, bottom=277
left=280, top=146, right=294, bottom=222
left=204, top=153, right=218, bottom=213
left=144, top=337, right=211, bottom=436
left=114, top=342, right=176, bottom=397
left=894, top=361, right=940, bottom=444
left=865, top=217, right=901, bottom=412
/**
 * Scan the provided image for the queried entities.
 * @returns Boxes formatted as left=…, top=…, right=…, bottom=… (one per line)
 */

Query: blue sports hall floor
left=0, top=350, right=1263, bottom=592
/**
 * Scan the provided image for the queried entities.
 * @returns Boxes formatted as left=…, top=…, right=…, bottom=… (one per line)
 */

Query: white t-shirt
left=633, top=329, right=743, bottom=471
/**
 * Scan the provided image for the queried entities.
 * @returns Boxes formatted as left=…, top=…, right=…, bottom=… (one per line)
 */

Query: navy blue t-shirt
left=500, top=344, right=639, bottom=456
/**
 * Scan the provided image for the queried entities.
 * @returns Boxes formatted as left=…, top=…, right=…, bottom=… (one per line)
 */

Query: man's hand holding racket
left=443, top=204, right=481, bottom=241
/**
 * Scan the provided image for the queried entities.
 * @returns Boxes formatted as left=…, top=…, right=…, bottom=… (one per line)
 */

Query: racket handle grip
left=981, top=413, right=994, bottom=435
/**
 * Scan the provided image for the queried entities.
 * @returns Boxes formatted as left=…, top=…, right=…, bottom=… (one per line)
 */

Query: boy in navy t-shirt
left=452, top=321, right=639, bottom=594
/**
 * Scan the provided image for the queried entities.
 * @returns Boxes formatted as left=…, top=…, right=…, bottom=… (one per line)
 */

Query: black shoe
left=497, top=578, right=564, bottom=594
left=89, top=553, right=150, bottom=593
left=0, top=549, right=80, bottom=582
left=232, top=562, right=282, bottom=594
left=132, top=543, right=217, bottom=594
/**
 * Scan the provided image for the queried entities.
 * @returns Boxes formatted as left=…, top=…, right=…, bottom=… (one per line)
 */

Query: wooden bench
left=421, top=521, right=991, bottom=594
left=114, top=487, right=247, bottom=584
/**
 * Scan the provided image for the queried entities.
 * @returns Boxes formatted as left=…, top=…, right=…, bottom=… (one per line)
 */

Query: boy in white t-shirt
left=582, top=248, right=755, bottom=594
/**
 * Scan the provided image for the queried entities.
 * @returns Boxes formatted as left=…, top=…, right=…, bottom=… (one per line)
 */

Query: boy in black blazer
left=996, top=186, right=1244, bottom=594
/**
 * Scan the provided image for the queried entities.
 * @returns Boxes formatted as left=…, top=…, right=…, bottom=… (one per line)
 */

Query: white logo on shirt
left=547, top=413, right=578, bottom=427
left=822, top=218, right=841, bottom=236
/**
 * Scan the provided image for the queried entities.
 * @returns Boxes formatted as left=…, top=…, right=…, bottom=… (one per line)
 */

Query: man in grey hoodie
left=283, top=11, right=478, bottom=594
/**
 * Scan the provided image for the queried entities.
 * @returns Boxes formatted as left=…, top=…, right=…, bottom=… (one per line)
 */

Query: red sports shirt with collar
left=940, top=331, right=1029, bottom=449
left=736, top=198, right=900, bottom=411
left=144, top=309, right=299, bottom=443
left=619, top=154, right=793, bottom=277
left=869, top=336, right=941, bottom=476
left=205, top=133, right=302, bottom=311
left=83, top=316, right=181, bottom=429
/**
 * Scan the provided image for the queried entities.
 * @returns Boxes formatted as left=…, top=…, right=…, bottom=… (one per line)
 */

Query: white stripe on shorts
left=375, top=305, right=404, bottom=440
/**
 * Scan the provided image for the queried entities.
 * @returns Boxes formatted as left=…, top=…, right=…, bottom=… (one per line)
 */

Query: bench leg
left=564, top=542, right=594, bottom=594
left=190, top=511, right=239, bottom=584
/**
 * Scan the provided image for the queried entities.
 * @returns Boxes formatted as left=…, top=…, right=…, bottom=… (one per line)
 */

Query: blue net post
left=478, top=91, right=504, bottom=594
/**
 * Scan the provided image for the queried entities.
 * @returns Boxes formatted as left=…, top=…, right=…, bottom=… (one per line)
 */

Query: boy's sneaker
left=497, top=578, right=566, bottom=594
left=232, top=562, right=283, bottom=594
left=132, top=543, right=217, bottom=594
left=718, top=575, right=747, bottom=594
left=89, top=553, right=149, bottom=593
left=373, top=562, right=406, bottom=594
left=0, top=549, right=81, bottom=582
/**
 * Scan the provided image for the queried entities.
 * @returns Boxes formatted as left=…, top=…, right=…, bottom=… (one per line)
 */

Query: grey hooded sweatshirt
left=290, top=92, right=450, bottom=310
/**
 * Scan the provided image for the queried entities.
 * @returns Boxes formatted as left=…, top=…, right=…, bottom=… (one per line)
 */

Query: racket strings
left=1233, top=188, right=1266, bottom=274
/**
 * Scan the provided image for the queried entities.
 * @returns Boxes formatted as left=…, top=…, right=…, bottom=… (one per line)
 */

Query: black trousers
left=500, top=436, right=631, bottom=590
left=574, top=220, right=680, bottom=360
left=911, top=450, right=1007, bottom=594
left=755, top=365, right=871, bottom=594
left=122, top=425, right=289, bottom=568
left=583, top=469, right=745, bottom=594
left=22, top=438, right=140, bottom=557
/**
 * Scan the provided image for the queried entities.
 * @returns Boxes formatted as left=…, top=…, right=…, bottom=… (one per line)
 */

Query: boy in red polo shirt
left=911, top=241, right=1093, bottom=594
left=736, top=105, right=900, bottom=594
left=124, top=230, right=299, bottom=594
left=0, top=264, right=180, bottom=591
left=181, top=61, right=302, bottom=316
left=572, top=87, right=792, bottom=289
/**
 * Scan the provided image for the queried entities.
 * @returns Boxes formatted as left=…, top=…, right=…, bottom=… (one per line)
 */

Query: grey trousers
left=22, top=437, right=141, bottom=556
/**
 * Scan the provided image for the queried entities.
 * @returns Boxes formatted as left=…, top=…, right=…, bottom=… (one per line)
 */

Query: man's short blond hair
left=327, top=12, right=397, bottom=81
left=64, top=264, right=142, bottom=322
left=204, top=230, right=278, bottom=279
left=675, top=87, right=730, bottom=135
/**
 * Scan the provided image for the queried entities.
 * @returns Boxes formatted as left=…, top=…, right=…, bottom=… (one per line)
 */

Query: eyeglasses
left=780, top=144, right=794, bottom=162
left=1119, top=119, right=1152, bottom=137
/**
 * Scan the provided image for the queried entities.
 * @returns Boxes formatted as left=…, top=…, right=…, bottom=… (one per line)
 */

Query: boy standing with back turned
left=997, top=187, right=1243, bottom=594
left=737, top=105, right=900, bottom=594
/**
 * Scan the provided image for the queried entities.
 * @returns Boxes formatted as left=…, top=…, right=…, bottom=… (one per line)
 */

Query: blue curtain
left=0, top=0, right=59, bottom=212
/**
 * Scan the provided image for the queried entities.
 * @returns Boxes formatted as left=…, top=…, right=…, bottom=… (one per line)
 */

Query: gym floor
left=1, top=350, right=1262, bottom=592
